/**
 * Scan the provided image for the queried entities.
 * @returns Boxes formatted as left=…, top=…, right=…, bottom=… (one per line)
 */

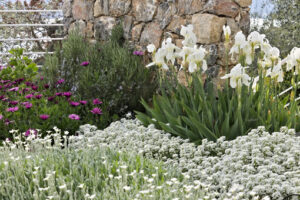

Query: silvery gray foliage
left=70, top=119, right=300, bottom=199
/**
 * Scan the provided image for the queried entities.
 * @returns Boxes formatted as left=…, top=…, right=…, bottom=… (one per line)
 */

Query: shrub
left=42, top=25, right=157, bottom=119
left=70, top=119, right=300, bottom=200
left=0, top=50, right=109, bottom=140
left=136, top=25, right=299, bottom=143
left=0, top=129, right=207, bottom=200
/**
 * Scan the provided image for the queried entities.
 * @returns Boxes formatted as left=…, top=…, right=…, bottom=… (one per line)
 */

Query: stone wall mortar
left=63, top=0, right=252, bottom=80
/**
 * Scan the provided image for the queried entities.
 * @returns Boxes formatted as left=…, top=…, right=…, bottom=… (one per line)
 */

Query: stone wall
left=63, top=0, right=252, bottom=78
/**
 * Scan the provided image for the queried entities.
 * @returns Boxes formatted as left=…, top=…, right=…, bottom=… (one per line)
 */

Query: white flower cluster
left=70, top=119, right=300, bottom=199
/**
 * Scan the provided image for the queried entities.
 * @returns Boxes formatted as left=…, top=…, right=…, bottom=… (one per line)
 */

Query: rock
left=217, top=43, right=237, bottom=66
left=204, top=44, right=218, bottom=66
left=68, top=20, right=86, bottom=36
left=132, top=0, right=157, bottom=22
left=239, top=10, right=250, bottom=35
left=234, top=0, right=252, bottom=7
left=140, top=22, right=163, bottom=48
left=192, top=14, right=226, bottom=44
left=123, top=15, right=133, bottom=40
left=131, top=23, right=144, bottom=42
left=62, top=0, right=72, bottom=18
left=94, top=17, right=116, bottom=40
left=86, top=22, right=94, bottom=38
left=177, top=0, right=204, bottom=15
left=110, top=0, right=131, bottom=17
left=72, top=0, right=94, bottom=20
left=226, top=18, right=240, bottom=36
left=177, top=70, right=188, bottom=87
left=204, top=0, right=239, bottom=18
left=166, top=16, right=187, bottom=35
left=175, top=39, right=184, bottom=48
left=63, top=18, right=74, bottom=34
left=94, top=0, right=109, bottom=17
left=155, top=2, right=177, bottom=29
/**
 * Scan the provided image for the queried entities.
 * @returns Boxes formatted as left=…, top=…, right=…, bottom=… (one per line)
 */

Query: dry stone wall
left=63, top=0, right=252, bottom=79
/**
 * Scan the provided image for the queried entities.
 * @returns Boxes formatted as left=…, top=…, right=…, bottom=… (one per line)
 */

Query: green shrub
left=42, top=25, right=158, bottom=119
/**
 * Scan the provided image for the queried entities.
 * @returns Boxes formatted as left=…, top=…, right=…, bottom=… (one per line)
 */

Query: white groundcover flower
left=221, top=64, right=251, bottom=88
left=70, top=119, right=300, bottom=199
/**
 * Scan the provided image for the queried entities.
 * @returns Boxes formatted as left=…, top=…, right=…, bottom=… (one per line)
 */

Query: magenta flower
left=133, top=51, right=144, bottom=56
left=8, top=87, right=19, bottom=92
left=70, top=101, right=80, bottom=107
left=63, top=92, right=72, bottom=98
left=93, top=98, right=103, bottom=105
left=91, top=107, right=102, bottom=115
left=4, top=119, right=14, bottom=126
left=44, top=84, right=50, bottom=89
left=40, top=76, right=44, bottom=80
left=68, top=114, right=80, bottom=120
left=80, top=100, right=87, bottom=105
left=48, top=96, right=55, bottom=101
left=31, top=85, right=38, bottom=91
left=40, top=114, right=50, bottom=120
left=25, top=82, right=32, bottom=86
left=6, top=106, right=19, bottom=112
left=9, top=101, right=18, bottom=105
left=80, top=61, right=90, bottom=66
left=22, top=102, right=33, bottom=109
left=25, top=94, right=34, bottom=99
left=25, top=129, right=37, bottom=137
left=55, top=92, right=62, bottom=96
left=0, top=115, right=3, bottom=120
left=35, top=94, right=43, bottom=99
left=56, top=79, right=65, bottom=85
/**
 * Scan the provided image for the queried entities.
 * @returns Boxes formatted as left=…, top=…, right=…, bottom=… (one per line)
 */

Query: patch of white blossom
left=69, top=119, right=300, bottom=199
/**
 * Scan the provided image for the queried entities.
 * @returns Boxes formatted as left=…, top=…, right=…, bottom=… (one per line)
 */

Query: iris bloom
left=282, top=47, right=300, bottom=74
left=266, top=62, right=284, bottom=83
left=221, top=64, right=251, bottom=88
left=223, top=25, right=231, bottom=42
left=180, top=25, right=197, bottom=47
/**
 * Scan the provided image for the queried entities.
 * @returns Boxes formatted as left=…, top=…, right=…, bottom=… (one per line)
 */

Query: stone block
left=94, top=0, right=109, bottom=17
left=234, top=0, right=252, bottom=7
left=72, top=0, right=94, bottom=20
left=110, top=0, right=131, bottom=17
left=94, top=17, right=116, bottom=40
left=140, top=22, right=163, bottom=48
left=132, top=0, right=157, bottom=22
left=177, top=0, right=204, bottom=15
left=192, top=13, right=226, bottom=44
